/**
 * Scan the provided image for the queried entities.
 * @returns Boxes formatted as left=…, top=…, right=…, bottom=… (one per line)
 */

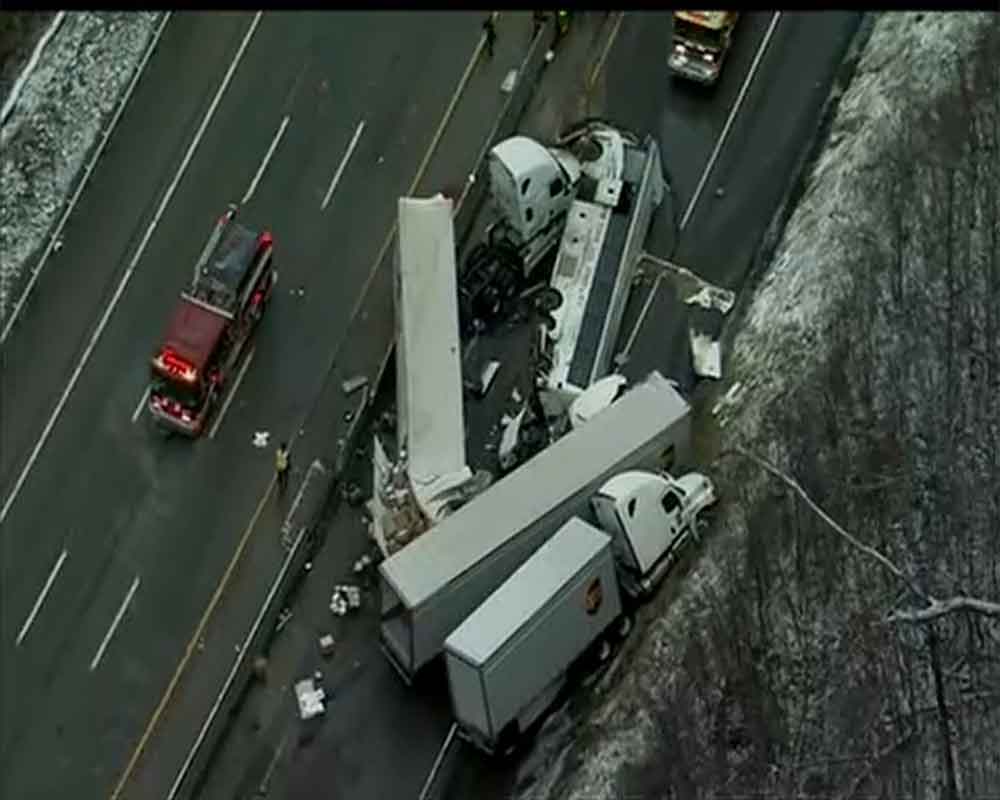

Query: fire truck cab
left=148, top=206, right=276, bottom=437
left=669, top=11, right=739, bottom=87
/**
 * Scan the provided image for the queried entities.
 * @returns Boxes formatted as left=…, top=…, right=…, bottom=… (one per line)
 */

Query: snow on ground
left=0, top=11, right=163, bottom=324
left=512, top=11, right=1000, bottom=800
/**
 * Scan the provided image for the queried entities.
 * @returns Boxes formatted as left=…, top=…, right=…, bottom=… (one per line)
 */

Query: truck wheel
left=616, top=613, right=634, bottom=640
left=536, top=287, right=563, bottom=313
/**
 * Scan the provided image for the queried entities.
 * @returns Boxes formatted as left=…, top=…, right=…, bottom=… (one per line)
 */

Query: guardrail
left=167, top=459, right=337, bottom=800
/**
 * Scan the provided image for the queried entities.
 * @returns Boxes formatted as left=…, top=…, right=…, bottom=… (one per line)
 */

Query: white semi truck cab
left=592, top=469, right=716, bottom=599
left=457, top=122, right=639, bottom=337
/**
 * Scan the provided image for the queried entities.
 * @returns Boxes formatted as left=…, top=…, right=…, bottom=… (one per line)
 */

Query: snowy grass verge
left=0, top=11, right=164, bottom=327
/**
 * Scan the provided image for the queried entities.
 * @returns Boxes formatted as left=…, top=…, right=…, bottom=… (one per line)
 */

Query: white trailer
left=446, top=468, right=717, bottom=755
left=378, top=371, right=690, bottom=684
left=537, top=127, right=666, bottom=419
left=445, top=518, right=622, bottom=755
left=369, top=195, right=480, bottom=558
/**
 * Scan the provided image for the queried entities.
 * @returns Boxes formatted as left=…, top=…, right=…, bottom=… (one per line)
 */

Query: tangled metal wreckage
left=366, top=120, right=695, bottom=559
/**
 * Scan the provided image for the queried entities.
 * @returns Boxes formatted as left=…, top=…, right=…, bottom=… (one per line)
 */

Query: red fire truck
left=148, top=205, right=277, bottom=436
left=669, top=11, right=739, bottom=87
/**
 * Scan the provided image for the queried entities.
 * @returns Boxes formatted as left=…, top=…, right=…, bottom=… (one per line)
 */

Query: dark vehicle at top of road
left=148, top=205, right=277, bottom=437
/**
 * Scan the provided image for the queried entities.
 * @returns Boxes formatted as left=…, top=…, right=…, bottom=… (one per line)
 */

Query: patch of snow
left=0, top=11, right=163, bottom=323
left=0, top=12, right=65, bottom=125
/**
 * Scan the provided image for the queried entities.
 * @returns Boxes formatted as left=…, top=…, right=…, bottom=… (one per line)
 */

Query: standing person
left=275, top=442, right=290, bottom=496
left=483, top=15, right=497, bottom=59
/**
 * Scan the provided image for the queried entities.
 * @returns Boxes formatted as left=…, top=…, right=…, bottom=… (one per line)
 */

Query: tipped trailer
left=147, top=206, right=276, bottom=436
left=536, top=125, right=666, bottom=419
left=378, top=371, right=691, bottom=684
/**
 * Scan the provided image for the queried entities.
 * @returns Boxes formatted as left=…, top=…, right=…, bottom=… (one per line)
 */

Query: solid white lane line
left=321, top=120, right=366, bottom=211
left=242, top=114, right=291, bottom=204
left=208, top=347, right=255, bottom=440
left=617, top=12, right=783, bottom=364
left=1, top=12, right=173, bottom=345
left=90, top=575, right=140, bottom=672
left=15, top=548, right=68, bottom=647
left=131, top=385, right=151, bottom=423
left=418, top=723, right=459, bottom=800
left=679, top=11, right=782, bottom=231
left=0, top=12, right=264, bottom=527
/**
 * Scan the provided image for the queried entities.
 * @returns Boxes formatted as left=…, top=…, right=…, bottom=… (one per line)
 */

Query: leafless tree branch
left=887, top=596, right=1000, bottom=624
left=719, top=446, right=1000, bottom=625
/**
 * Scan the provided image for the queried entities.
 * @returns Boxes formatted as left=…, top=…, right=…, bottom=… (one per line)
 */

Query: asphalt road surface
left=610, top=10, right=864, bottom=391
left=0, top=11, right=489, bottom=800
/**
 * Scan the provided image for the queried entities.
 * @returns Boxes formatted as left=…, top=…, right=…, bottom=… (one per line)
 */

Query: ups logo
left=584, top=577, right=603, bottom=615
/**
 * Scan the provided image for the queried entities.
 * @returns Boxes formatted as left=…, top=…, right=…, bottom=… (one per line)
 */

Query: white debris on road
left=329, top=584, right=362, bottom=616
left=1, top=12, right=163, bottom=323
left=688, top=330, right=721, bottom=380
left=684, top=284, right=735, bottom=315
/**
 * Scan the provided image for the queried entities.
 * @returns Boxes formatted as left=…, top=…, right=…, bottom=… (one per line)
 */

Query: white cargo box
left=445, top=518, right=622, bottom=748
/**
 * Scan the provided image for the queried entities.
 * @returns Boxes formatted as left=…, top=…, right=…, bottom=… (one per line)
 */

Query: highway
left=0, top=11, right=489, bottom=799
left=185, top=11, right=865, bottom=800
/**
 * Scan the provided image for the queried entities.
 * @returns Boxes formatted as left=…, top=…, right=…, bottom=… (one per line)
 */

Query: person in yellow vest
left=275, top=442, right=290, bottom=496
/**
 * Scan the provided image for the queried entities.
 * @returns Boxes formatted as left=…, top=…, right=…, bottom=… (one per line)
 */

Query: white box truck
left=378, top=371, right=690, bottom=684
left=446, top=467, right=717, bottom=756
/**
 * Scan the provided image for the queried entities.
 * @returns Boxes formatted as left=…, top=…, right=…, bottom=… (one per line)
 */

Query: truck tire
left=536, top=287, right=563, bottom=313
left=616, top=612, right=634, bottom=641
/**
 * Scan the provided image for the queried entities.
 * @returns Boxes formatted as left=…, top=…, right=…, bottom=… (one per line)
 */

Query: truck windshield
left=152, top=375, right=203, bottom=410
left=674, top=19, right=724, bottom=51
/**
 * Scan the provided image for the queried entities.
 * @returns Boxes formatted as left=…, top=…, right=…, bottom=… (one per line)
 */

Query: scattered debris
left=684, top=285, right=736, bottom=315
left=710, top=380, right=745, bottom=424
left=499, top=406, right=528, bottom=472
left=294, top=677, right=326, bottom=720
left=341, top=374, right=368, bottom=396
left=319, top=634, right=336, bottom=658
left=690, top=330, right=722, bottom=380
left=353, top=554, right=374, bottom=574
left=253, top=431, right=270, bottom=448
left=501, top=68, right=518, bottom=94
left=329, top=584, right=362, bottom=616
left=275, top=607, right=293, bottom=634
left=478, top=360, right=502, bottom=398
left=511, top=387, right=522, bottom=404
left=344, top=409, right=354, bottom=423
